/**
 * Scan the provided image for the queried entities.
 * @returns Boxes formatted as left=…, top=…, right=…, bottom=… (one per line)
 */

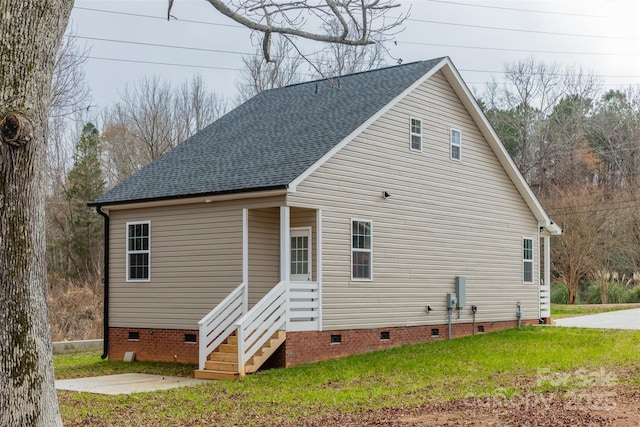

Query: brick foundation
left=108, top=327, right=199, bottom=364
left=108, top=319, right=537, bottom=367
left=276, top=319, right=538, bottom=368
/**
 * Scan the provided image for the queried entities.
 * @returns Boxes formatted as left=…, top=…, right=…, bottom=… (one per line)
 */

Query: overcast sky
left=69, top=0, right=640, bottom=112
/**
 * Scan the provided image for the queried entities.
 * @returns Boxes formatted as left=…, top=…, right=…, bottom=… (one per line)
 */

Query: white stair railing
left=540, top=282, right=551, bottom=319
left=198, top=282, right=247, bottom=370
left=236, top=281, right=287, bottom=376
left=288, top=281, right=320, bottom=331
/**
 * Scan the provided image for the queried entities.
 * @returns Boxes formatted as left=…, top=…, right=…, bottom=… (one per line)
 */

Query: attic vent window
left=450, top=129, right=461, bottom=160
left=330, top=334, right=342, bottom=344
left=523, top=238, right=534, bottom=284
left=410, top=117, right=422, bottom=151
left=128, top=331, right=140, bottom=341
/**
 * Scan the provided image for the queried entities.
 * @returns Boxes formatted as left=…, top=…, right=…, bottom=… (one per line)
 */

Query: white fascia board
left=288, top=58, right=449, bottom=192
left=438, top=59, right=561, bottom=235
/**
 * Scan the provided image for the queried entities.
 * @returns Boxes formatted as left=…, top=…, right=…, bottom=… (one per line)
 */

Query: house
left=90, top=57, right=561, bottom=379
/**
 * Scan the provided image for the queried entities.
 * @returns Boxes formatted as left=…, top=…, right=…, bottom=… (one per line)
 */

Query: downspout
left=96, top=206, right=109, bottom=359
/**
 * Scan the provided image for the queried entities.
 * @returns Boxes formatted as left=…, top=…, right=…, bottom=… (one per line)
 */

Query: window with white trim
left=523, top=238, right=534, bottom=283
left=450, top=129, right=461, bottom=160
left=351, top=220, right=372, bottom=280
left=127, top=221, right=150, bottom=281
left=410, top=117, right=422, bottom=151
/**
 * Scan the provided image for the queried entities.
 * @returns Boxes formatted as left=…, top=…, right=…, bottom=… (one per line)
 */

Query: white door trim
left=290, top=227, right=312, bottom=282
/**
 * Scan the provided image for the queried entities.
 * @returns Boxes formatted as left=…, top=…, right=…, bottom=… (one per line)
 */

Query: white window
left=351, top=220, right=372, bottom=280
left=410, top=117, right=422, bottom=151
left=127, top=221, right=150, bottom=281
left=523, top=238, right=534, bottom=284
left=450, top=129, right=461, bottom=160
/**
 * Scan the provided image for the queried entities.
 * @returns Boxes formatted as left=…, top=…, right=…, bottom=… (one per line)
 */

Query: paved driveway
left=554, top=308, right=640, bottom=330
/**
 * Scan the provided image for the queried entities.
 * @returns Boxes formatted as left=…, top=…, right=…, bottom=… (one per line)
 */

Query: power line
left=76, top=52, right=640, bottom=83
left=459, top=68, right=640, bottom=80
left=72, top=35, right=252, bottom=57
left=73, top=6, right=241, bottom=29
left=423, top=0, right=624, bottom=19
left=397, top=40, right=633, bottom=57
left=75, top=5, right=635, bottom=41
left=402, top=17, right=635, bottom=40
left=549, top=203, right=640, bottom=216
left=86, top=56, right=243, bottom=71
left=72, top=34, right=637, bottom=60
left=547, top=197, right=640, bottom=213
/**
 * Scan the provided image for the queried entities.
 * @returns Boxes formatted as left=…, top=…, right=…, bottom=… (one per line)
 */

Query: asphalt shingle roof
left=92, top=58, right=444, bottom=206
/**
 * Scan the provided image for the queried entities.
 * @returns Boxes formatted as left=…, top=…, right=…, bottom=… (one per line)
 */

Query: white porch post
left=540, top=234, right=552, bottom=319
left=316, top=209, right=323, bottom=331
left=280, top=206, right=290, bottom=283
left=242, top=208, right=248, bottom=312
left=281, top=206, right=291, bottom=327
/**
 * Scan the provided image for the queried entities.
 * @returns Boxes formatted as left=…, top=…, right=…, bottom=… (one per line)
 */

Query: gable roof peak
left=92, top=57, right=448, bottom=207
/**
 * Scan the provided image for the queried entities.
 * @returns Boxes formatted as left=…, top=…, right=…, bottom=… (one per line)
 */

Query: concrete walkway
left=554, top=308, right=640, bottom=330
left=56, top=373, right=208, bottom=395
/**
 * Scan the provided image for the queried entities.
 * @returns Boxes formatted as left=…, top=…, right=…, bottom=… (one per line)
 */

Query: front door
left=290, top=228, right=312, bottom=282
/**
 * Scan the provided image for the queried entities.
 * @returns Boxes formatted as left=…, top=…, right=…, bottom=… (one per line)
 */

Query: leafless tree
left=102, top=75, right=225, bottom=185
left=314, top=20, right=387, bottom=77
left=480, top=57, right=600, bottom=196
left=545, top=186, right=609, bottom=304
left=170, top=0, right=407, bottom=62
left=236, top=24, right=388, bottom=102
left=51, top=28, right=91, bottom=120
left=236, top=36, right=306, bottom=102
left=46, top=27, right=93, bottom=281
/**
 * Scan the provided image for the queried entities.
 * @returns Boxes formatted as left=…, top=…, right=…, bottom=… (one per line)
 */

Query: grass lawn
left=56, top=327, right=640, bottom=426
left=551, top=303, right=640, bottom=318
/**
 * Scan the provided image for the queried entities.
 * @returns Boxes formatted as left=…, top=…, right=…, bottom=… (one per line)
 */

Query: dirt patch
left=286, top=383, right=640, bottom=427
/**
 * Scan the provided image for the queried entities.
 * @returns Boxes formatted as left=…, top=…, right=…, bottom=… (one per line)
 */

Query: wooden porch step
left=205, top=360, right=238, bottom=371
left=194, top=369, right=239, bottom=380
left=245, top=330, right=286, bottom=374
left=207, top=351, right=237, bottom=362
left=217, top=343, right=238, bottom=353
left=196, top=330, right=286, bottom=380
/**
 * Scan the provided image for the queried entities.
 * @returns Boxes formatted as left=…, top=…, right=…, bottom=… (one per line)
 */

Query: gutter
left=96, top=205, right=109, bottom=359
left=87, top=185, right=288, bottom=209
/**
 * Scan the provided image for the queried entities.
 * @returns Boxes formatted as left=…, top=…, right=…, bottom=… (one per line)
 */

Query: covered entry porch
left=196, top=206, right=323, bottom=379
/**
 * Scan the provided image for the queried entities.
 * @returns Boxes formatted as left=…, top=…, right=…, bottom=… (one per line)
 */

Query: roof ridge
left=276, top=57, right=446, bottom=91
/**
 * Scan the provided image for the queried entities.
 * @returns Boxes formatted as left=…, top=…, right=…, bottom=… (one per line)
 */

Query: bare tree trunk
left=0, top=1, right=73, bottom=425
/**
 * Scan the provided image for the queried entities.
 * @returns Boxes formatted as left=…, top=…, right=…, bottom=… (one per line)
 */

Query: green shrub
left=608, top=283, right=628, bottom=304
left=586, top=282, right=634, bottom=304
left=551, top=283, right=569, bottom=304
left=585, top=283, right=601, bottom=304
left=625, top=287, right=640, bottom=303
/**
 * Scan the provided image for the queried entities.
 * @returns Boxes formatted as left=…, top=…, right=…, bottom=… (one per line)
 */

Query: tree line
left=49, top=52, right=640, bottom=307
left=478, top=57, right=640, bottom=305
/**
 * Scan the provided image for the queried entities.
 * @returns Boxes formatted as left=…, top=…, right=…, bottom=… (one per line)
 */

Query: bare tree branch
left=169, top=1, right=405, bottom=59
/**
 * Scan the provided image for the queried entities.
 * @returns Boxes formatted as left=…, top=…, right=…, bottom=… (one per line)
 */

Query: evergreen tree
left=64, top=122, right=105, bottom=283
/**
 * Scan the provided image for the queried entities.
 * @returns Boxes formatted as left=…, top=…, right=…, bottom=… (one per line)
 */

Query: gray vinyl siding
left=248, top=208, right=280, bottom=305
left=109, top=196, right=284, bottom=330
left=288, top=70, right=540, bottom=331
